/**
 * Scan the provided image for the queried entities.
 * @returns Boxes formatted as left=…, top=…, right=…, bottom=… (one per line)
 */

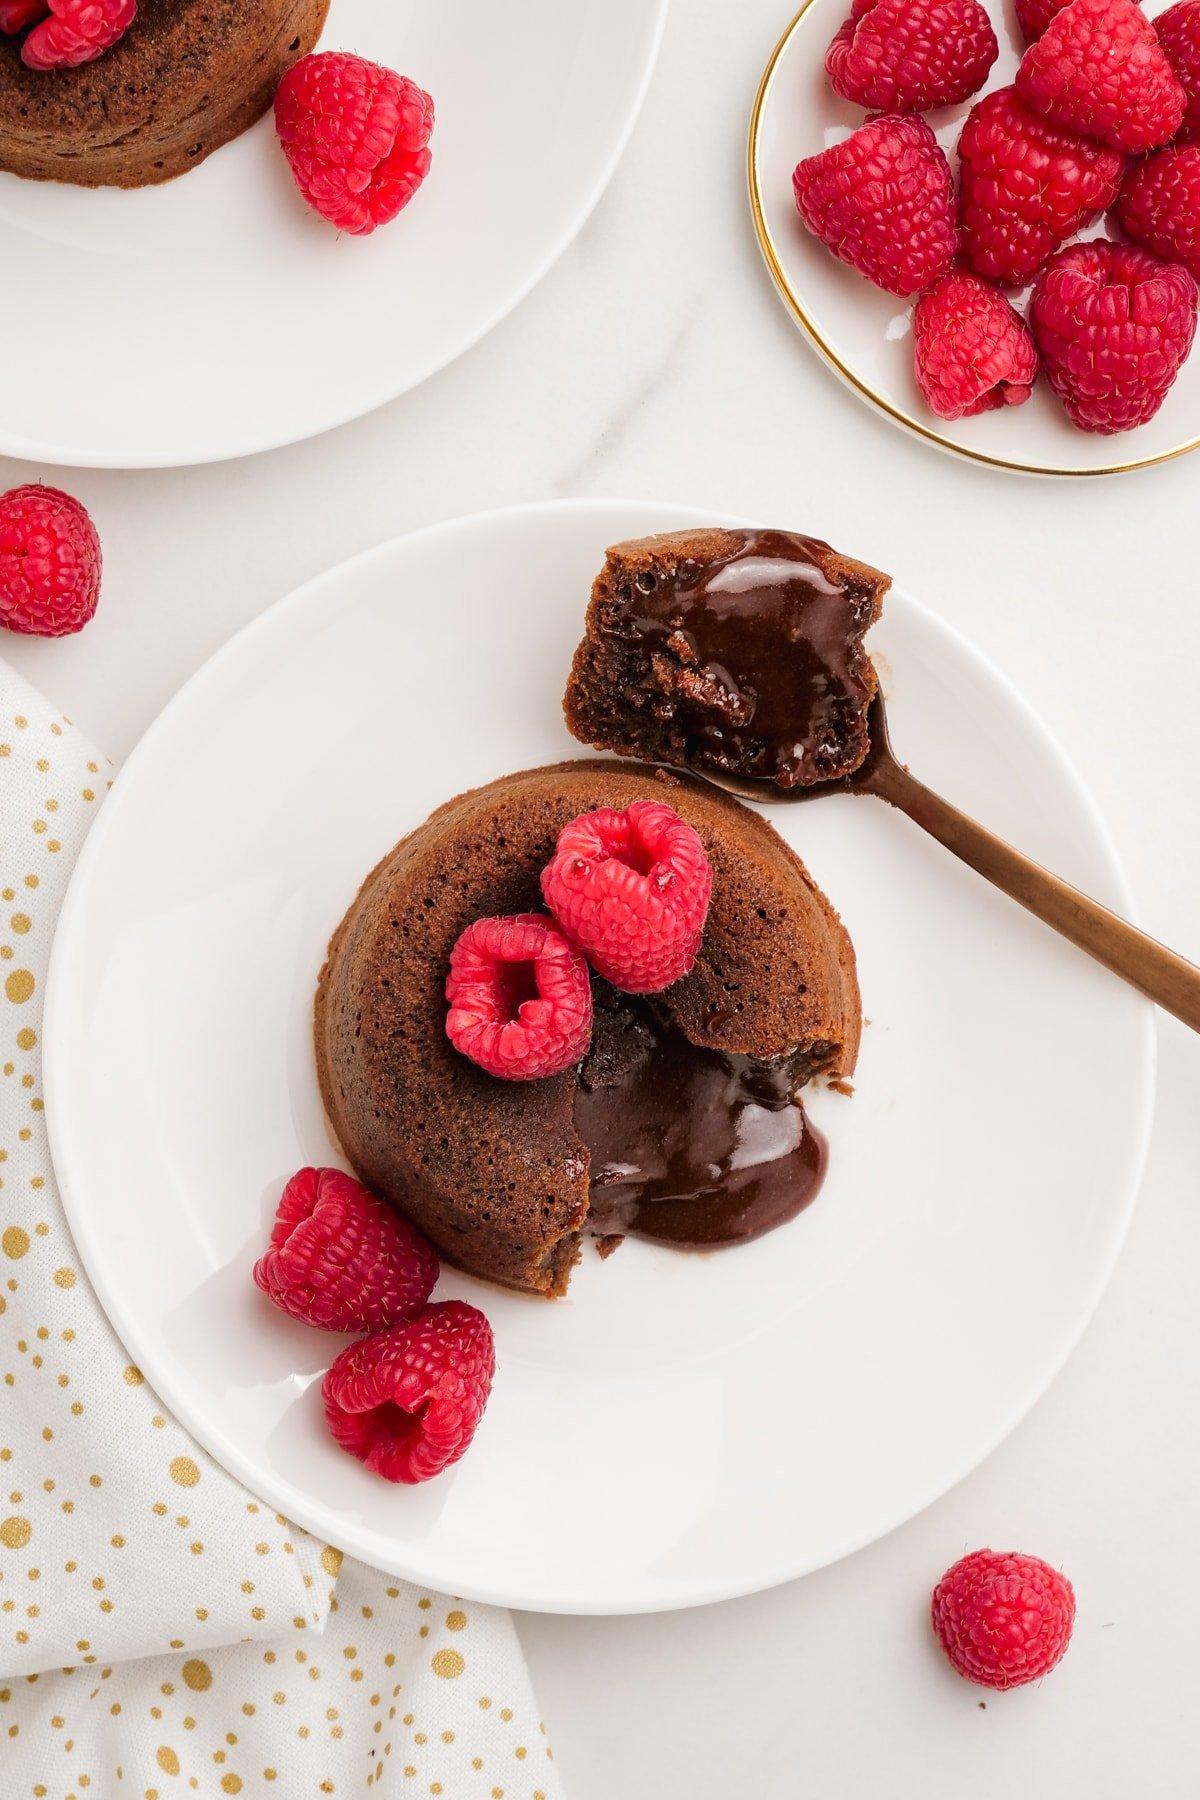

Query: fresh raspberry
left=1157, top=1, right=1200, bottom=142
left=1013, top=0, right=1073, bottom=43
left=957, top=88, right=1125, bottom=286
left=932, top=1549, right=1075, bottom=1688
left=21, top=0, right=135, bottom=70
left=540, top=801, right=713, bottom=995
left=0, top=484, right=100, bottom=638
left=912, top=270, right=1039, bottom=420
left=322, top=1300, right=495, bottom=1485
left=792, top=115, right=957, bottom=296
left=825, top=0, right=998, bottom=112
left=1117, top=144, right=1200, bottom=278
left=274, top=52, right=433, bottom=236
left=445, top=912, right=592, bottom=1081
left=1016, top=0, right=1185, bottom=153
left=0, top=1, right=46, bottom=33
left=253, top=1167, right=438, bottom=1334
left=1030, top=238, right=1197, bottom=431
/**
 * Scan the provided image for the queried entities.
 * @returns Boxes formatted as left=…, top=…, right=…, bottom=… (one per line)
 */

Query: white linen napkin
left=0, top=660, right=563, bottom=1800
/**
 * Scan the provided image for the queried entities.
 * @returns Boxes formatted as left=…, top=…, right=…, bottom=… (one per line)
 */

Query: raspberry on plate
left=1157, top=0, right=1200, bottom=142
left=913, top=270, right=1039, bottom=419
left=957, top=88, right=1125, bottom=287
left=1117, top=144, right=1200, bottom=279
left=540, top=800, right=713, bottom=994
left=0, top=483, right=100, bottom=637
left=792, top=114, right=958, bottom=296
left=825, top=0, right=998, bottom=112
left=323, top=1300, right=495, bottom=1485
left=932, top=1549, right=1075, bottom=1688
left=1030, top=238, right=1198, bottom=431
left=21, top=0, right=135, bottom=70
left=253, top=1166, right=439, bottom=1334
left=1013, top=0, right=1072, bottom=43
left=445, top=911, right=593, bottom=1081
left=1015, top=0, right=1186, bottom=153
left=274, top=51, right=434, bottom=236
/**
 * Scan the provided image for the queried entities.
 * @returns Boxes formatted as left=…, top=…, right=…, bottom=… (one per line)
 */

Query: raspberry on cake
left=825, top=0, right=998, bottom=113
left=541, top=801, right=713, bottom=993
left=20, top=0, right=136, bottom=71
left=792, top=114, right=958, bottom=296
left=562, top=528, right=887, bottom=792
left=315, top=760, right=861, bottom=1297
left=0, top=0, right=329, bottom=186
left=445, top=912, right=593, bottom=1081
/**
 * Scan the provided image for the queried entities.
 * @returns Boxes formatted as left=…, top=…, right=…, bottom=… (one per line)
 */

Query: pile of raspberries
left=793, top=0, right=1200, bottom=432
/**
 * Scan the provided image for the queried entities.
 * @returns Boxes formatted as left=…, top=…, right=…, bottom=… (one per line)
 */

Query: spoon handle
left=868, top=754, right=1200, bottom=1032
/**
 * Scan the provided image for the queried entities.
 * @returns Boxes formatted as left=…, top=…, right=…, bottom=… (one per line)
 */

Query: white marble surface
left=5, top=0, right=1199, bottom=1792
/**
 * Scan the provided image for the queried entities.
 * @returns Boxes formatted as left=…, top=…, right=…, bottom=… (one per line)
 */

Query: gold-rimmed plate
left=748, top=0, right=1200, bottom=477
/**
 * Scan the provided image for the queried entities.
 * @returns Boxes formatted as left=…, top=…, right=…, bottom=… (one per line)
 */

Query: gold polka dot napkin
left=0, top=663, right=562, bottom=1799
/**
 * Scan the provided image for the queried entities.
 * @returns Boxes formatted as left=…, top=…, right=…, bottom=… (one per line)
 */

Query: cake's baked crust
left=0, top=0, right=329, bottom=187
left=315, top=760, right=861, bottom=1299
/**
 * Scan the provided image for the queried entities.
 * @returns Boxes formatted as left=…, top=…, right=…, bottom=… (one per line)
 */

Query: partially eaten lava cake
left=565, top=527, right=889, bottom=790
left=314, top=528, right=883, bottom=1299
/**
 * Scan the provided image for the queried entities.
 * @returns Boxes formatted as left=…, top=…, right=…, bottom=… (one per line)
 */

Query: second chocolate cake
left=315, top=760, right=861, bottom=1298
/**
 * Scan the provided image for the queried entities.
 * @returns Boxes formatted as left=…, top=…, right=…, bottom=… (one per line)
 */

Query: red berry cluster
left=444, top=801, right=714, bottom=1083
left=792, top=0, right=1200, bottom=433
left=254, top=1167, right=495, bottom=1486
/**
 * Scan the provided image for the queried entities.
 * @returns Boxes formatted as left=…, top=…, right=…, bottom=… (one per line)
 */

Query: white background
left=5, top=0, right=1198, bottom=1792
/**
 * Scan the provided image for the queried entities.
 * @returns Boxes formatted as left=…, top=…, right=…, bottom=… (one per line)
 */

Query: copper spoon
left=691, top=689, right=1200, bottom=1033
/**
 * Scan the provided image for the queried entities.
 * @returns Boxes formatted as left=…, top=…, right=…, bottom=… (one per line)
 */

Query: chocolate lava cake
left=315, top=760, right=861, bottom=1299
left=0, top=0, right=329, bottom=187
left=565, top=528, right=889, bottom=790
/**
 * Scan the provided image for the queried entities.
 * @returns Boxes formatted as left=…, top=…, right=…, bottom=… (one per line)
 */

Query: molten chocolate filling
left=574, top=990, right=826, bottom=1250
left=618, top=527, right=877, bottom=788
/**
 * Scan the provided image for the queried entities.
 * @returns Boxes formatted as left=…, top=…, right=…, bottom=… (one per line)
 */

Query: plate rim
left=43, top=498, right=1158, bottom=1612
left=1, top=0, right=669, bottom=470
left=746, top=0, right=1200, bottom=480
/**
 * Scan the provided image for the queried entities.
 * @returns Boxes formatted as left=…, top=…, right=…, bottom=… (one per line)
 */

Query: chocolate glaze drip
left=618, top=528, right=877, bottom=789
left=574, top=991, right=827, bottom=1250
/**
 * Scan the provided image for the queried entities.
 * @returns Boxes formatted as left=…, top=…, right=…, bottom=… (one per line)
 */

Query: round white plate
left=750, top=0, right=1200, bottom=476
left=0, top=0, right=666, bottom=468
left=45, top=499, right=1154, bottom=1614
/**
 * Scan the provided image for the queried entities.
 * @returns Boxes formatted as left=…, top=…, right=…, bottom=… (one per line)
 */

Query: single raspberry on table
left=1015, top=0, right=1185, bottom=153
left=0, top=484, right=100, bottom=637
left=1117, top=144, right=1200, bottom=279
left=792, top=115, right=957, bottom=296
left=274, top=52, right=434, bottom=236
left=1157, top=0, right=1200, bottom=142
left=323, top=1300, right=495, bottom=1485
left=957, top=88, right=1125, bottom=287
left=445, top=912, right=592, bottom=1081
left=540, top=801, right=713, bottom=994
left=253, top=1167, right=439, bottom=1334
left=21, top=0, right=136, bottom=70
left=932, top=1549, right=1075, bottom=1688
left=912, top=270, right=1039, bottom=420
left=0, top=1, right=46, bottom=34
left=1030, top=239, right=1197, bottom=431
left=825, top=0, right=998, bottom=111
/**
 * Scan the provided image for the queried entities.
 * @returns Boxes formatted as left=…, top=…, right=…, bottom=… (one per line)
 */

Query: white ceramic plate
left=0, top=0, right=666, bottom=468
left=750, top=0, right=1200, bottom=476
left=44, top=499, right=1154, bottom=1613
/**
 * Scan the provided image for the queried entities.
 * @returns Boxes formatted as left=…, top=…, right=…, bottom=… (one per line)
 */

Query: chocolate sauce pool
left=574, top=993, right=826, bottom=1249
left=622, top=528, right=877, bottom=789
